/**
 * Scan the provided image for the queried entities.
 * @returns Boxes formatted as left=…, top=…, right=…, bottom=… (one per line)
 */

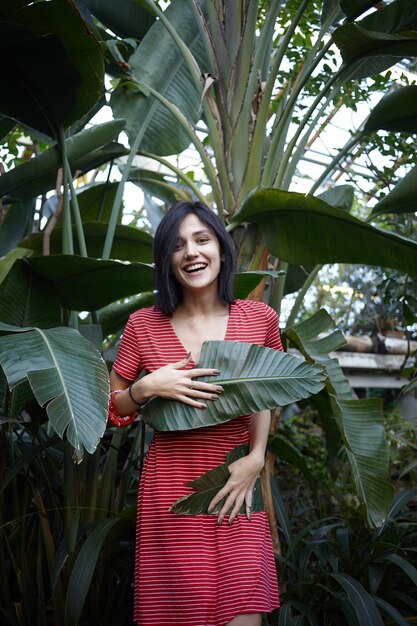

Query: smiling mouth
left=184, top=263, right=207, bottom=273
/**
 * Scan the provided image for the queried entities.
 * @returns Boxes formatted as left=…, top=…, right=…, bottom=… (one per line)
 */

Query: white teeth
left=184, top=263, right=206, bottom=272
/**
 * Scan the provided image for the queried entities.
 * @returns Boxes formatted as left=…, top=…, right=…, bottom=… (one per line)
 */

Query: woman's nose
left=184, top=242, right=198, bottom=257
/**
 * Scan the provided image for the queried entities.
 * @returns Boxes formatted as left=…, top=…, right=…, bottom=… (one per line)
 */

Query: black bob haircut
left=153, top=201, right=236, bottom=316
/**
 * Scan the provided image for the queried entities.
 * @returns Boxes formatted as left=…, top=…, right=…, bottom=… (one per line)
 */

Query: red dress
left=113, top=299, right=282, bottom=626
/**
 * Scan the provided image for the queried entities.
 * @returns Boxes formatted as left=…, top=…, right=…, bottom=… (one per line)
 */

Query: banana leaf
left=171, top=443, right=263, bottom=515
left=370, top=164, right=417, bottom=218
left=0, top=199, right=35, bottom=257
left=0, top=324, right=109, bottom=461
left=286, top=310, right=393, bottom=527
left=20, top=222, right=154, bottom=262
left=364, top=85, right=417, bottom=134
left=0, top=0, right=104, bottom=138
left=0, top=120, right=126, bottom=201
left=26, top=255, right=155, bottom=311
left=0, top=259, right=61, bottom=328
left=110, top=0, right=208, bottom=156
left=142, top=340, right=325, bottom=431
left=330, top=573, right=384, bottom=626
left=233, top=188, right=417, bottom=276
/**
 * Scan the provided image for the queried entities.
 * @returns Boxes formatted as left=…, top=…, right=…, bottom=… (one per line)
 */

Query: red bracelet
left=108, top=390, right=139, bottom=427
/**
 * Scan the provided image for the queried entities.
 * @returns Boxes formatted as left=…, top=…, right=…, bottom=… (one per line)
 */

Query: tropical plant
left=1, top=0, right=417, bottom=623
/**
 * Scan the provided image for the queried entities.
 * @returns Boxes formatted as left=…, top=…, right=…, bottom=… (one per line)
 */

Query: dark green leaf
left=26, top=255, right=155, bottom=311
left=142, top=340, right=325, bottom=431
left=370, top=164, right=417, bottom=218
left=0, top=259, right=61, bottom=328
left=0, top=199, right=35, bottom=256
left=233, top=188, right=417, bottom=276
left=333, top=25, right=417, bottom=80
left=0, top=21, right=80, bottom=138
left=340, top=0, right=378, bottom=21
left=0, top=115, right=16, bottom=143
left=171, top=444, right=263, bottom=515
left=287, top=310, right=393, bottom=527
left=234, top=270, right=283, bottom=299
left=65, top=518, right=122, bottom=625
left=15, top=0, right=104, bottom=132
left=98, top=292, right=155, bottom=338
left=364, top=86, right=417, bottom=134
left=21, top=222, right=154, bottom=262
left=372, top=597, right=410, bottom=626
left=330, top=573, right=384, bottom=625
left=268, top=435, right=316, bottom=491
left=0, top=120, right=126, bottom=201
left=81, top=0, right=155, bottom=40
left=317, top=185, right=355, bottom=212
left=0, top=324, right=109, bottom=459
left=110, top=0, right=209, bottom=156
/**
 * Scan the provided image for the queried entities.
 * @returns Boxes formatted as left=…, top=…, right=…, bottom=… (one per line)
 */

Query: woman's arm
left=110, top=354, right=224, bottom=417
left=207, top=409, right=271, bottom=525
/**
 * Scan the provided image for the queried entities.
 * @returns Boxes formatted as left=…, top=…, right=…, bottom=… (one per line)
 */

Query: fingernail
left=216, top=386, right=224, bottom=393
left=213, top=370, right=221, bottom=375
left=211, top=395, right=219, bottom=401
left=199, top=403, right=207, bottom=409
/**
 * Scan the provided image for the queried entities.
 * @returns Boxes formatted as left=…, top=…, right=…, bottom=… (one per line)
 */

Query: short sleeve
left=113, top=315, right=143, bottom=381
left=264, top=305, right=283, bottom=352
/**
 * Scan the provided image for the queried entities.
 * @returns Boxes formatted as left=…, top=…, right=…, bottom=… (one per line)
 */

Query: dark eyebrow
left=176, top=229, right=212, bottom=242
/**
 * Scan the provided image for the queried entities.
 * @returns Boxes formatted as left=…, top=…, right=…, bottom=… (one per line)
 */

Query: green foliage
left=143, top=340, right=325, bottom=431
left=0, top=0, right=417, bottom=622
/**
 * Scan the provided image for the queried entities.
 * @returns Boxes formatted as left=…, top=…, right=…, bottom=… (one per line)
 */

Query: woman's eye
left=197, top=238, right=209, bottom=244
left=173, top=243, right=183, bottom=251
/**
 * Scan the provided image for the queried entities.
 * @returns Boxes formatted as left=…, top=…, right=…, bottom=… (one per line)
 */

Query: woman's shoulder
left=128, top=305, right=166, bottom=325
left=233, top=298, right=277, bottom=318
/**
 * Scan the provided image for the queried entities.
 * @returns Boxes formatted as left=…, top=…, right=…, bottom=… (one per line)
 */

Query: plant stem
left=285, top=265, right=321, bottom=328
left=64, top=156, right=88, bottom=257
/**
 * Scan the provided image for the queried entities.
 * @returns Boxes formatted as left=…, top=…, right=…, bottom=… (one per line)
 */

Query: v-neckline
left=166, top=303, right=234, bottom=365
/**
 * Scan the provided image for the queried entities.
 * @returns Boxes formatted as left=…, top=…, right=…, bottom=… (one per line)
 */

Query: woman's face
left=171, top=213, right=223, bottom=295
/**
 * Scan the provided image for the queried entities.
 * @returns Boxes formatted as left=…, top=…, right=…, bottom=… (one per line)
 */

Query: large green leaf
left=65, top=517, right=126, bottom=626
left=0, top=259, right=60, bottom=328
left=26, top=255, right=155, bottom=311
left=110, top=0, right=208, bottom=156
left=98, top=292, right=156, bottom=338
left=0, top=120, right=126, bottom=201
left=0, top=247, right=32, bottom=286
left=0, top=199, right=34, bottom=257
left=364, top=86, right=417, bottom=134
left=0, top=324, right=109, bottom=460
left=20, top=222, right=154, bottom=262
left=142, top=340, right=325, bottom=431
left=0, top=115, right=16, bottom=143
left=370, top=164, right=417, bottom=218
left=0, top=0, right=104, bottom=137
left=340, top=0, right=378, bottom=20
left=233, top=188, right=417, bottom=276
left=317, top=185, right=355, bottom=213
left=333, top=1, right=417, bottom=81
left=234, top=270, right=282, bottom=299
left=0, top=21, right=80, bottom=139
left=333, top=26, right=417, bottom=80
left=171, top=444, right=263, bottom=515
left=81, top=0, right=155, bottom=40
left=330, top=573, right=384, bottom=625
left=286, top=310, right=393, bottom=527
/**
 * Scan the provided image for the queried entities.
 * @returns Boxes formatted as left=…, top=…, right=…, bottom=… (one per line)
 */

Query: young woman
left=108, top=201, right=282, bottom=626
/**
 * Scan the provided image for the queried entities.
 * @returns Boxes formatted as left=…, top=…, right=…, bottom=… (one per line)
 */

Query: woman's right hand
left=136, top=354, right=223, bottom=409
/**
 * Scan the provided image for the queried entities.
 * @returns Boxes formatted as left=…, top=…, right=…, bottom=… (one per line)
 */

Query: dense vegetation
left=1, top=1, right=417, bottom=623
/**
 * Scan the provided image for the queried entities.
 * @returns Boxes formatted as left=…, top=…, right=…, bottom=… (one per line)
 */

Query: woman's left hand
left=207, top=451, right=265, bottom=525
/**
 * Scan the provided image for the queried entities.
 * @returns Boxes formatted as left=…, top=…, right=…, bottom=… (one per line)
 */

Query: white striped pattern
left=113, top=300, right=282, bottom=625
